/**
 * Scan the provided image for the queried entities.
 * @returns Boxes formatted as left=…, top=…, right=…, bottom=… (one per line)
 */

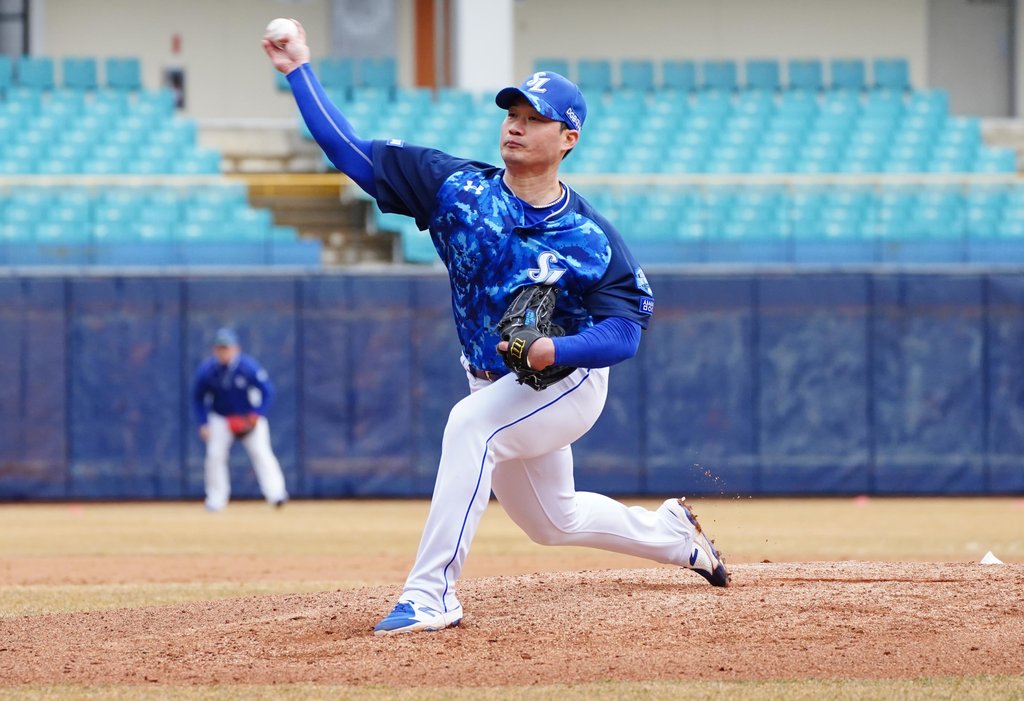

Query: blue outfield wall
left=1, top=269, right=1023, bottom=500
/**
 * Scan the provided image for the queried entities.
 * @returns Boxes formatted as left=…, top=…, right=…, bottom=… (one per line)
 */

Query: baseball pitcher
left=264, top=21, right=728, bottom=635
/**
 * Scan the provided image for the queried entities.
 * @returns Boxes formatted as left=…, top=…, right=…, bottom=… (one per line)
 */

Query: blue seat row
left=532, top=57, right=911, bottom=93
left=0, top=55, right=143, bottom=92
left=303, top=84, right=1015, bottom=175
left=587, top=188, right=1024, bottom=265
left=0, top=184, right=321, bottom=267
left=274, top=56, right=397, bottom=93
left=0, top=85, right=217, bottom=174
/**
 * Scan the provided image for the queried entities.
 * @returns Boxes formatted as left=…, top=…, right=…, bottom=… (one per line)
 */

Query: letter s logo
left=526, top=72, right=550, bottom=94
left=527, top=251, right=566, bottom=285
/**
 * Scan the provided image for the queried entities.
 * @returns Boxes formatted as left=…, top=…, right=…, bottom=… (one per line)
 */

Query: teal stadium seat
left=751, top=145, right=795, bottom=173
left=105, top=57, right=142, bottom=90
left=229, top=208, right=274, bottom=240
left=744, top=59, right=780, bottom=92
left=35, top=221, right=87, bottom=243
left=659, top=143, right=706, bottom=173
left=0, top=55, right=12, bottom=95
left=965, top=205, right=1000, bottom=239
left=577, top=59, right=612, bottom=93
left=93, top=203, right=138, bottom=227
left=973, top=148, right=1017, bottom=173
left=4, top=85, right=40, bottom=108
left=829, top=59, right=866, bottom=92
left=820, top=91, right=861, bottom=120
left=150, top=120, right=199, bottom=148
left=733, top=93, right=774, bottom=122
left=318, top=57, right=355, bottom=93
left=873, top=58, right=910, bottom=92
left=701, top=60, right=737, bottom=92
left=138, top=200, right=181, bottom=225
left=37, top=158, right=81, bottom=175
left=82, top=91, right=128, bottom=119
left=794, top=154, right=840, bottom=174
left=533, top=58, right=571, bottom=77
left=690, top=92, right=732, bottom=118
left=183, top=204, right=228, bottom=227
left=191, top=182, right=249, bottom=208
left=92, top=143, right=133, bottom=162
left=16, top=55, right=54, bottom=90
left=62, top=57, right=97, bottom=90
left=42, top=90, right=85, bottom=117
left=908, top=90, right=949, bottom=116
left=863, top=91, right=905, bottom=118
left=787, top=59, right=823, bottom=92
left=776, top=91, right=818, bottom=121
left=619, top=59, right=654, bottom=92
left=358, top=57, right=396, bottom=89
left=133, top=89, right=176, bottom=118
left=661, top=60, right=696, bottom=92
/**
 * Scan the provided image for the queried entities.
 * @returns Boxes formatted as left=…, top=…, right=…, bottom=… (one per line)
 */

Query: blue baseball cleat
left=373, top=600, right=464, bottom=635
left=661, top=497, right=731, bottom=588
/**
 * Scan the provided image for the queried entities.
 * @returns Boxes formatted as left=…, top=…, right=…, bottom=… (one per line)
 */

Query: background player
left=191, top=327, right=289, bottom=512
left=263, top=20, right=728, bottom=635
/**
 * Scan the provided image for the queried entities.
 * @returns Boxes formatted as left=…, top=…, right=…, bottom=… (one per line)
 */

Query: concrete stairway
left=235, top=173, right=396, bottom=265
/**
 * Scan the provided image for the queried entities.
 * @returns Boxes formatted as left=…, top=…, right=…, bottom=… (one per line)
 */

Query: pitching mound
left=2, top=561, right=1021, bottom=687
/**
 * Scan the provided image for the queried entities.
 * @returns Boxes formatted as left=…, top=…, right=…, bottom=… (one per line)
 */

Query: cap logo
left=565, top=107, right=582, bottom=131
left=526, top=72, right=550, bottom=94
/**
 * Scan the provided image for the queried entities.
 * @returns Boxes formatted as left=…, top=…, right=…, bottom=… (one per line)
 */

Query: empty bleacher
left=0, top=55, right=322, bottom=268
left=0, top=182, right=320, bottom=266
left=294, top=55, right=1019, bottom=264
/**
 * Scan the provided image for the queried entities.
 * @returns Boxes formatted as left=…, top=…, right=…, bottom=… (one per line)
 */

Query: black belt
left=468, top=366, right=506, bottom=381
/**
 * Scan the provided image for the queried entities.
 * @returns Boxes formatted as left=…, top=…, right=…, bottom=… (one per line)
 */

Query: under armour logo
left=525, top=72, right=550, bottom=94
left=527, top=251, right=566, bottom=285
left=463, top=181, right=484, bottom=195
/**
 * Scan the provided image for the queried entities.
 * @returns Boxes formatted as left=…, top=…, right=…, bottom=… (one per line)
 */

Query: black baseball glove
left=496, top=285, right=576, bottom=391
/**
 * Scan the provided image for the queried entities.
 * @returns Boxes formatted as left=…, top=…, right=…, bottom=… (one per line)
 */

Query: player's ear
left=561, top=128, right=578, bottom=153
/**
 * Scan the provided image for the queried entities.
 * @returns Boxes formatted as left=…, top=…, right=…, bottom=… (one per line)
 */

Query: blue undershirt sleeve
left=552, top=316, right=642, bottom=369
left=287, top=63, right=378, bottom=197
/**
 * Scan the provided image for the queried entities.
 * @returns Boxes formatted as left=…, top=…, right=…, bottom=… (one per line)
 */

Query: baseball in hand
left=265, top=17, right=298, bottom=47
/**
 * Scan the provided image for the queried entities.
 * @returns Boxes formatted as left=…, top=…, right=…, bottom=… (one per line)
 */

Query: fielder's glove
left=226, top=413, right=259, bottom=437
left=496, top=284, right=576, bottom=391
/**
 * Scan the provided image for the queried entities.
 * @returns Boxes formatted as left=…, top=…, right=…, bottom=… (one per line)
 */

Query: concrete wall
left=35, top=0, right=943, bottom=120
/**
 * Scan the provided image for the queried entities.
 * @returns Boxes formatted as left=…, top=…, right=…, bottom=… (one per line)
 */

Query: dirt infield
left=2, top=561, right=1022, bottom=687
left=1, top=499, right=1022, bottom=694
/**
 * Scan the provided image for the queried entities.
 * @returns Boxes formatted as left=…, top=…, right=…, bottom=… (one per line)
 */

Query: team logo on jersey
left=526, top=72, right=550, bottom=94
left=527, top=251, right=566, bottom=285
left=639, top=297, right=654, bottom=315
left=634, top=267, right=652, bottom=294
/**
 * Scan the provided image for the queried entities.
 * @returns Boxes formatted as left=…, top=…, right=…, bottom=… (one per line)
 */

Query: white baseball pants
left=203, top=413, right=288, bottom=511
left=400, top=360, right=698, bottom=614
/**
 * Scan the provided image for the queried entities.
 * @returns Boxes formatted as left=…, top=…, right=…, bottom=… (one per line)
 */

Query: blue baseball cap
left=495, top=71, right=587, bottom=132
left=213, top=327, right=238, bottom=347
